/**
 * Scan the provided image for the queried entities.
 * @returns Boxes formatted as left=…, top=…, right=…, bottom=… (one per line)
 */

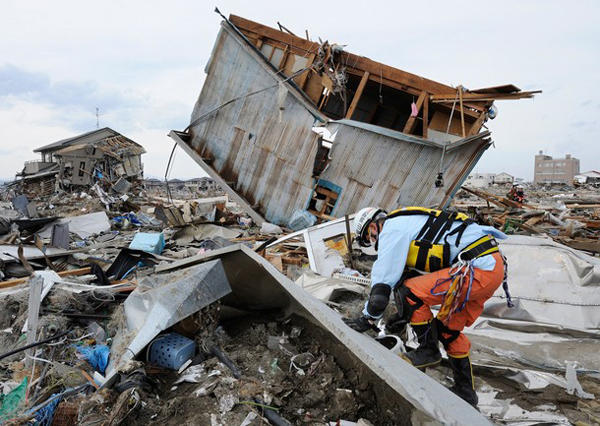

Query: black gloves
left=343, top=284, right=392, bottom=334
left=343, top=315, right=379, bottom=333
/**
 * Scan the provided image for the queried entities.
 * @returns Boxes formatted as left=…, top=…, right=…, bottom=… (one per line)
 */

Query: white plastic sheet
left=103, top=260, right=231, bottom=387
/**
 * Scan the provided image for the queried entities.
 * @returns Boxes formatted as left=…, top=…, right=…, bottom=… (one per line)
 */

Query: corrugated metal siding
left=187, top=26, right=318, bottom=225
left=321, top=123, right=487, bottom=215
left=182, top=24, right=490, bottom=225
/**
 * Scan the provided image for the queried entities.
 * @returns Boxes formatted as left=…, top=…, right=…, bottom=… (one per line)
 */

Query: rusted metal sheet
left=176, top=20, right=492, bottom=226
left=320, top=121, right=490, bottom=214
left=186, top=25, right=321, bottom=225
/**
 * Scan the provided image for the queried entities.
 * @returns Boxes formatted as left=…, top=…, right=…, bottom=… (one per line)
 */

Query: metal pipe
left=0, top=330, right=69, bottom=361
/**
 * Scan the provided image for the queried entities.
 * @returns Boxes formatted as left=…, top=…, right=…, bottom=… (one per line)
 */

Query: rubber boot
left=448, top=355, right=478, bottom=408
left=401, top=321, right=441, bottom=368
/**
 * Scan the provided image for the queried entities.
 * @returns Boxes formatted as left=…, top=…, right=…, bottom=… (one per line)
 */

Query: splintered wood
left=456, top=186, right=600, bottom=255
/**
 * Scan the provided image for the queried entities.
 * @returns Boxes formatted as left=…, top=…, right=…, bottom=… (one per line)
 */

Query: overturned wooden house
left=15, top=128, right=146, bottom=196
left=170, top=14, right=539, bottom=226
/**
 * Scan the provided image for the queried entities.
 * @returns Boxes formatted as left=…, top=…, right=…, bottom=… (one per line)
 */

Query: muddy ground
left=2, top=284, right=599, bottom=426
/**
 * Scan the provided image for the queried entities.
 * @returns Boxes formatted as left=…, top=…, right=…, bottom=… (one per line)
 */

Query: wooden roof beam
left=229, top=14, right=461, bottom=96
left=431, top=90, right=542, bottom=102
left=403, top=91, right=427, bottom=135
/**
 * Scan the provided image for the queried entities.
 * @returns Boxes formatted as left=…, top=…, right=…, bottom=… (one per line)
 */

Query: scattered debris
left=2, top=12, right=598, bottom=426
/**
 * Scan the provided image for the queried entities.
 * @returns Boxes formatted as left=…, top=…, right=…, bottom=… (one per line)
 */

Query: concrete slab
left=158, top=244, right=491, bottom=425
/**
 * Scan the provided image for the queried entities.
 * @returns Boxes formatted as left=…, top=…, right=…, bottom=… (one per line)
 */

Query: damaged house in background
left=15, top=127, right=145, bottom=198
left=170, top=14, right=540, bottom=227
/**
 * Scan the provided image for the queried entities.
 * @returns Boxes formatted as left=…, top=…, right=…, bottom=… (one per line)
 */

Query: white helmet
left=354, top=207, right=386, bottom=247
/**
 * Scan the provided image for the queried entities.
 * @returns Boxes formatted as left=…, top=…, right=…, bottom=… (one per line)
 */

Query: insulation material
left=487, top=235, right=600, bottom=330
left=463, top=235, right=600, bottom=374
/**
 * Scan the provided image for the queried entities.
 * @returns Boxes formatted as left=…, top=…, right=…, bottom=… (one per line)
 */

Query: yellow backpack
left=386, top=207, right=474, bottom=272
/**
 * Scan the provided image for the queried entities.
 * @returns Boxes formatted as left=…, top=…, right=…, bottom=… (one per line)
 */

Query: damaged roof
left=33, top=128, right=145, bottom=156
left=172, top=13, right=539, bottom=226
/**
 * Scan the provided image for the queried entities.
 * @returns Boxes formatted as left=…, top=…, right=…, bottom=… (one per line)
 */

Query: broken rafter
left=458, top=85, right=466, bottom=138
left=229, top=15, right=484, bottom=99
left=345, top=71, right=370, bottom=119
left=403, top=91, right=428, bottom=135
left=431, top=90, right=541, bottom=102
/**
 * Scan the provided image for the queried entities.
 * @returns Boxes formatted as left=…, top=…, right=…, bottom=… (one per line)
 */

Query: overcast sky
left=1, top=1, right=598, bottom=181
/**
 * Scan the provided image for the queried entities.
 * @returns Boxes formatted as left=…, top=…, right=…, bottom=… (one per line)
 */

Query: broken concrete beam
left=156, top=245, right=491, bottom=425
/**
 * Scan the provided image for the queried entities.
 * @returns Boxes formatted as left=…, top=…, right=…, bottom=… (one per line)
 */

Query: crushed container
left=148, top=332, right=196, bottom=370
left=128, top=232, right=165, bottom=254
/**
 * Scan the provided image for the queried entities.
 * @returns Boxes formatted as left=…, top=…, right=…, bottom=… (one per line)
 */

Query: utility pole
left=96, top=107, right=100, bottom=129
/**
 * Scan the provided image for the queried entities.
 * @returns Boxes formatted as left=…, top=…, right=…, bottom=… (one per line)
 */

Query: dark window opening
left=312, top=139, right=331, bottom=177
left=307, top=180, right=341, bottom=223
left=78, top=161, right=86, bottom=177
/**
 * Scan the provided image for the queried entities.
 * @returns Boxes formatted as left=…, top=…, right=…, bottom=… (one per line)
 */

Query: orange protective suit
left=404, top=252, right=505, bottom=356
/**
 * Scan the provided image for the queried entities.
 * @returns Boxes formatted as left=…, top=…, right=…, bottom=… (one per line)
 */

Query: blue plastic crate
left=148, top=332, right=196, bottom=370
left=129, top=232, right=165, bottom=254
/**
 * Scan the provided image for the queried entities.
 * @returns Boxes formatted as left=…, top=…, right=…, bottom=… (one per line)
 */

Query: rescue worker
left=343, top=207, right=513, bottom=407
left=507, top=184, right=525, bottom=203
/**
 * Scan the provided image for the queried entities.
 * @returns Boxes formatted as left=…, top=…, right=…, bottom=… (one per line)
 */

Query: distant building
left=465, top=173, right=496, bottom=188
left=16, top=128, right=145, bottom=196
left=144, top=178, right=163, bottom=188
left=574, top=170, right=600, bottom=186
left=495, top=172, right=514, bottom=184
left=534, top=151, right=580, bottom=184
left=167, top=178, right=186, bottom=190
left=185, top=177, right=218, bottom=191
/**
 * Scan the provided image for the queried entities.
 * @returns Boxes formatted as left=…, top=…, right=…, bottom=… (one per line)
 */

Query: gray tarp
left=466, top=235, right=600, bottom=373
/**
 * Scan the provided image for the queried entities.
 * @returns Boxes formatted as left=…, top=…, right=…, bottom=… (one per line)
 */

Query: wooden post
left=345, top=71, right=370, bottom=119
left=403, top=91, right=427, bottom=135
left=278, top=46, right=289, bottom=70
left=422, top=95, right=429, bottom=139
left=344, top=215, right=355, bottom=270
left=458, top=85, right=466, bottom=138
left=25, top=275, right=43, bottom=367
left=298, top=53, right=316, bottom=90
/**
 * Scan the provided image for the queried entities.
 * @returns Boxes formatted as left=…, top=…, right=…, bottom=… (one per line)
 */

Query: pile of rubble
left=456, top=184, right=600, bottom=255
left=2, top=11, right=600, bottom=426
left=0, top=175, right=598, bottom=425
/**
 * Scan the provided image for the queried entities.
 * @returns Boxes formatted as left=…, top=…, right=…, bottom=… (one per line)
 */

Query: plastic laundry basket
left=147, top=332, right=196, bottom=370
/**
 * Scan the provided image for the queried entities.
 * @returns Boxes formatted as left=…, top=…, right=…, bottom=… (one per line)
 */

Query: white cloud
left=1, top=0, right=599, bottom=181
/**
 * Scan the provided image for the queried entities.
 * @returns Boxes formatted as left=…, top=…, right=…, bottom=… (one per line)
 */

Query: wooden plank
left=278, top=46, right=290, bottom=69
left=265, top=253, right=284, bottom=272
left=561, top=240, right=600, bottom=254
left=315, top=187, right=338, bottom=199
left=82, top=370, right=100, bottom=390
left=422, top=95, right=429, bottom=139
left=431, top=91, right=541, bottom=101
left=307, top=209, right=336, bottom=221
left=345, top=71, right=370, bottom=119
left=0, top=267, right=93, bottom=289
left=229, top=15, right=471, bottom=96
left=468, top=106, right=489, bottom=136
left=458, top=86, right=466, bottom=138
left=403, top=91, right=427, bottom=135
left=26, top=275, right=43, bottom=366
left=298, top=53, right=316, bottom=90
